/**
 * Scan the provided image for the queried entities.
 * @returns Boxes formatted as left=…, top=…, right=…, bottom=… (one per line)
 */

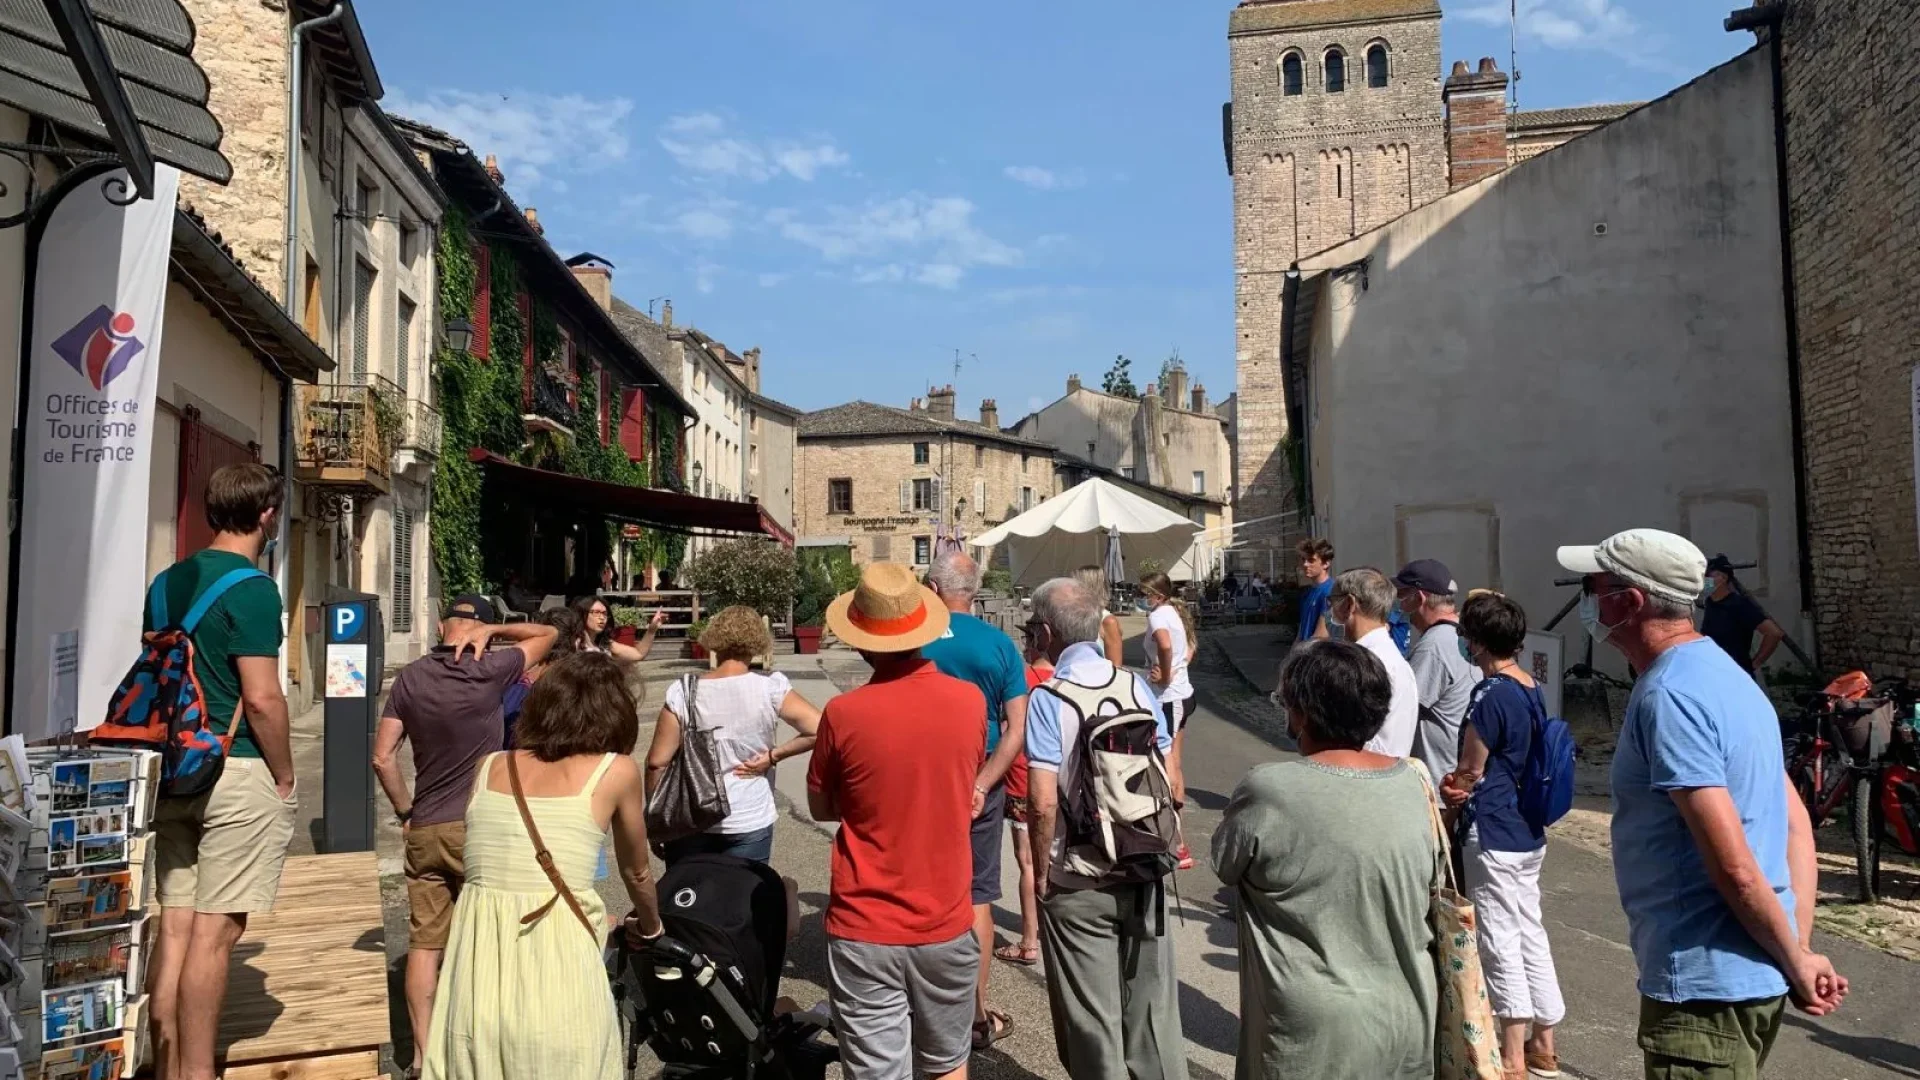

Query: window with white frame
left=913, top=536, right=931, bottom=566
left=391, top=505, right=415, bottom=632
left=1191, top=470, right=1205, bottom=494
left=1021, top=486, right=1034, bottom=512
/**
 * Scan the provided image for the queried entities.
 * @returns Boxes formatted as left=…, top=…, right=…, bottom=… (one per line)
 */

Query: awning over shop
left=469, top=449, right=792, bottom=546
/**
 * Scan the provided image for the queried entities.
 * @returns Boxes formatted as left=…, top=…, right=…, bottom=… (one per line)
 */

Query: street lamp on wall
left=691, top=459, right=704, bottom=493
left=444, top=315, right=475, bottom=356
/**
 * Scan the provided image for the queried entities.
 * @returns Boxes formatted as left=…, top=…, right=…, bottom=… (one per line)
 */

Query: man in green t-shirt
left=144, top=463, right=296, bottom=1080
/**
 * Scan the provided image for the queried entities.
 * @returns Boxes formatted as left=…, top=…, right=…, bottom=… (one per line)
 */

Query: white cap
left=1555, top=529, right=1706, bottom=607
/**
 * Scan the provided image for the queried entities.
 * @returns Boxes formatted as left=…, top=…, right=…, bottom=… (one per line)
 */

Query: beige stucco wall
left=1299, top=47, right=1798, bottom=669
left=797, top=435, right=1058, bottom=567
left=751, top=407, right=797, bottom=535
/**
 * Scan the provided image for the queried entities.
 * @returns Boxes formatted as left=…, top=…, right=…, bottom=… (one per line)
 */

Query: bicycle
left=1853, top=678, right=1920, bottom=903
left=1781, top=671, right=1877, bottom=829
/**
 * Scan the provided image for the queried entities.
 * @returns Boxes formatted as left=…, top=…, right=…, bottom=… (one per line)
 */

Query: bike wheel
left=1852, top=771, right=1880, bottom=904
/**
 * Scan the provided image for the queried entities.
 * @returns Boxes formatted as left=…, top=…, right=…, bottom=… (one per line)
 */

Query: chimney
left=484, top=153, right=504, bottom=185
left=1163, top=365, right=1188, bottom=410
left=1144, top=382, right=1158, bottom=400
left=926, top=384, right=956, bottom=421
left=1067, top=374, right=1082, bottom=393
left=523, top=207, right=544, bottom=235
left=910, top=397, right=924, bottom=412
left=1191, top=383, right=1207, bottom=414
left=570, top=259, right=612, bottom=311
left=743, top=347, right=762, bottom=392
left=661, top=300, right=673, bottom=328
left=1444, top=58, right=1510, bottom=191
left=980, top=399, right=999, bottom=429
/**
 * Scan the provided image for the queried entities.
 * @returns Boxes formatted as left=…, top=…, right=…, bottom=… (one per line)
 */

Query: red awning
left=468, top=449, right=791, bottom=545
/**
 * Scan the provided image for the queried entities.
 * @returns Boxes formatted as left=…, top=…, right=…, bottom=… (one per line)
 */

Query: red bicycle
left=1856, top=688, right=1920, bottom=903
left=1783, top=671, right=1875, bottom=827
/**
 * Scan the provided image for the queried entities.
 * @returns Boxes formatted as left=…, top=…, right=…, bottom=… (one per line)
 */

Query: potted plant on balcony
left=610, top=606, right=644, bottom=647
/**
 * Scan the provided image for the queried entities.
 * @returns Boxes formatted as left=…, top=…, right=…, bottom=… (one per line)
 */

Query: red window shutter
left=518, top=292, right=533, bottom=410
left=176, top=412, right=261, bottom=560
left=563, top=333, right=577, bottom=408
left=472, top=244, right=491, bottom=361
left=619, top=387, right=647, bottom=461
left=598, top=365, right=611, bottom=442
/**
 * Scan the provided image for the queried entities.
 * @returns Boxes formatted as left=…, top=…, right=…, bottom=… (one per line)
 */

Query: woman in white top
left=642, top=606, right=822, bottom=865
left=570, top=595, right=666, bottom=663
left=1072, top=565, right=1126, bottom=666
left=1141, top=570, right=1198, bottom=870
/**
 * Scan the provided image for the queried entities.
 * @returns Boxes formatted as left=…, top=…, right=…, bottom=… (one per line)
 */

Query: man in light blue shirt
left=1024, top=576, right=1184, bottom=1080
left=1559, top=529, right=1843, bottom=1080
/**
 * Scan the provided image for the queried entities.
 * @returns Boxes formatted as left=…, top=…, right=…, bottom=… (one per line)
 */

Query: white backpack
left=1038, top=668, right=1179, bottom=885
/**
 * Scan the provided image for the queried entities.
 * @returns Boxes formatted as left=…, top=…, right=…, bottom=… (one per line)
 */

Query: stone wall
left=1779, top=0, right=1920, bottom=671
left=179, top=0, right=292, bottom=300
left=1228, top=8, right=1447, bottom=553
left=796, top=435, right=1058, bottom=567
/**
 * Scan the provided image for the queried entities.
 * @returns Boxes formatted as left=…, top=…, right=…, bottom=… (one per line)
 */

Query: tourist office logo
left=41, top=305, right=146, bottom=465
left=51, top=305, right=144, bottom=391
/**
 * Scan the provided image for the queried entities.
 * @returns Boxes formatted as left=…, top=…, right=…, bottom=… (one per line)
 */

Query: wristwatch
left=395, top=808, right=413, bottom=825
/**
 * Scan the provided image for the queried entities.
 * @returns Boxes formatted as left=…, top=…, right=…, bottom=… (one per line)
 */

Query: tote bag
left=645, top=674, right=732, bottom=843
left=1417, top=768, right=1505, bottom=1080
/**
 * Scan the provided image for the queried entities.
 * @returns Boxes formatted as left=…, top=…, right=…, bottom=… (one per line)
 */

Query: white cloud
left=695, top=260, right=721, bottom=295
left=660, top=113, right=849, bottom=183
left=772, top=195, right=1020, bottom=288
left=1015, top=313, right=1084, bottom=342
left=1003, top=165, right=1085, bottom=191
left=387, top=89, right=634, bottom=193
left=669, top=197, right=742, bottom=242
left=758, top=272, right=790, bottom=288
left=1460, top=0, right=1667, bottom=68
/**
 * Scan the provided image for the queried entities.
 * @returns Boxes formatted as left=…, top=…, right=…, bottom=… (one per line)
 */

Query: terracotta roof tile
left=1509, top=102, right=1644, bottom=130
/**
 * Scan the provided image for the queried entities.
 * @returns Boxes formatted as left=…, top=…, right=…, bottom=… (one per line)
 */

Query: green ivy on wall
left=430, top=203, right=686, bottom=596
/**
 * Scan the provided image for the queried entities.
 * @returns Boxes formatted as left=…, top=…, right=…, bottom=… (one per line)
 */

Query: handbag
left=644, top=674, right=732, bottom=843
left=504, top=751, right=597, bottom=939
left=1416, top=766, right=1505, bottom=1080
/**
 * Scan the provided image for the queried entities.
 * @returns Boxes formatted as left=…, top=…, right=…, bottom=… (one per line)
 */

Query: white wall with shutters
left=352, top=260, right=374, bottom=381
left=391, top=504, right=415, bottom=633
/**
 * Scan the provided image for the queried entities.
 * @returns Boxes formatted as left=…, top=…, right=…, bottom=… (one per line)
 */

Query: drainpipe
left=1727, top=4, right=1815, bottom=657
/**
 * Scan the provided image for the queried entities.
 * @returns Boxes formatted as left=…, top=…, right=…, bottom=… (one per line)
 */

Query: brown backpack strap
left=504, top=751, right=597, bottom=939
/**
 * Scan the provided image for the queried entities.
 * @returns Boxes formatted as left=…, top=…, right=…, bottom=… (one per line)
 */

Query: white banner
left=11, top=166, right=179, bottom=739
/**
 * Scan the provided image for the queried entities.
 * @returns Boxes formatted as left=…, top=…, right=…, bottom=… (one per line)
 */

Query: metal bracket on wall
left=0, top=141, right=127, bottom=231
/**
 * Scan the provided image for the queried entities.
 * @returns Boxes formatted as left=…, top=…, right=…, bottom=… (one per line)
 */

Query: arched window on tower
left=1366, top=43, right=1389, bottom=88
left=1281, top=52, right=1303, bottom=96
left=1325, top=48, right=1347, bottom=93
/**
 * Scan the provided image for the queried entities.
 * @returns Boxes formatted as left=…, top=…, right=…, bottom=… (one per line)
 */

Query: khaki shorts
left=404, top=821, right=466, bottom=949
left=154, top=758, right=298, bottom=915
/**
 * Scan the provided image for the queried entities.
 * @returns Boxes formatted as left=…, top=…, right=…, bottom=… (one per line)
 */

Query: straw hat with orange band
left=825, top=563, right=951, bottom=653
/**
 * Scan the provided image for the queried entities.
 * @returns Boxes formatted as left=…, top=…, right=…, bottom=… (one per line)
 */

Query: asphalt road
left=580, top=637, right=1920, bottom=1080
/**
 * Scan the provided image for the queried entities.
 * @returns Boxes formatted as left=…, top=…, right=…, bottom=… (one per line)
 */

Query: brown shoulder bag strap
left=504, top=751, right=597, bottom=939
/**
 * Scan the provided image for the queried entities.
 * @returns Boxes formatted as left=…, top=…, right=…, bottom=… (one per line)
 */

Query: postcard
left=0, top=737, right=31, bottom=818
left=40, top=980, right=121, bottom=1049
left=38, top=1036, right=124, bottom=1080
left=44, top=873, right=131, bottom=936
left=83, top=760, right=130, bottom=813
left=45, top=924, right=138, bottom=994
left=46, top=811, right=126, bottom=873
left=46, top=764, right=89, bottom=817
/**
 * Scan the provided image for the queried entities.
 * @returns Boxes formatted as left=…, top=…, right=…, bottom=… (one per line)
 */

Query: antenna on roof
left=1509, top=0, right=1522, bottom=111
left=647, top=296, right=669, bottom=320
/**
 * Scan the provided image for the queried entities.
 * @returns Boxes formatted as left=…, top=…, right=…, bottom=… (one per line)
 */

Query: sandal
left=993, top=942, right=1040, bottom=966
left=971, top=1008, right=1014, bottom=1050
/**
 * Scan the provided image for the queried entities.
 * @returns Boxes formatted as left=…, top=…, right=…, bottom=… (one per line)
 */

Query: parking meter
left=322, top=593, right=383, bottom=852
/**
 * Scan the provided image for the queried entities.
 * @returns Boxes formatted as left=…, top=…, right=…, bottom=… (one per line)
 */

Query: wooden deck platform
left=211, top=852, right=389, bottom=1079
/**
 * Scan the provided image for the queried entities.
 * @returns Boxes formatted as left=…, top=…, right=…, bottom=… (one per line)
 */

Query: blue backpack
left=96, top=566, right=270, bottom=797
left=1517, top=681, right=1577, bottom=832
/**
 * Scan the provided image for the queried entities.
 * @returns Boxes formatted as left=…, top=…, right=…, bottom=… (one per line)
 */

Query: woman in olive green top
left=1212, top=639, right=1441, bottom=1080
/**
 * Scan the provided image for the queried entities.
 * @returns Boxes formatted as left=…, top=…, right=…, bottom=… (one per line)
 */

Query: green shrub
left=683, top=540, right=799, bottom=617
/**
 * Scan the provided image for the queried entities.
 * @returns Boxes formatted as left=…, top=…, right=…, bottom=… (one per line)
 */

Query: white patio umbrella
left=970, top=477, right=1201, bottom=588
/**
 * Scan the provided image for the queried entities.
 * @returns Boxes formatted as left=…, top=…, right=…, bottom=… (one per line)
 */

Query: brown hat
left=825, top=563, right=950, bottom=653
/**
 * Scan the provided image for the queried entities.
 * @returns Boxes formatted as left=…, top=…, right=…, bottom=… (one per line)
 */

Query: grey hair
left=1032, top=577, right=1104, bottom=646
left=927, top=550, right=982, bottom=598
left=1417, top=588, right=1458, bottom=613
left=1647, top=595, right=1696, bottom=621
left=1072, top=565, right=1107, bottom=596
left=1331, top=567, right=1396, bottom=621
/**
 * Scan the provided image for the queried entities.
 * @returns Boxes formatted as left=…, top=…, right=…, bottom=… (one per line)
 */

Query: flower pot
left=794, top=625, right=823, bottom=655
left=612, top=626, right=639, bottom=647
left=689, top=642, right=708, bottom=660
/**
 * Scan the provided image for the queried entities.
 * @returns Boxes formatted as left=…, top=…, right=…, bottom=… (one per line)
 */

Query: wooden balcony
left=294, top=376, right=398, bottom=496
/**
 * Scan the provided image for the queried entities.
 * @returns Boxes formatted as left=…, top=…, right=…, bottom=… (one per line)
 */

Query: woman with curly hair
left=643, top=606, right=823, bottom=865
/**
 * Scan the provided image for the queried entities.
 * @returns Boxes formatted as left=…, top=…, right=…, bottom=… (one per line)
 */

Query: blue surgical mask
left=1578, top=592, right=1622, bottom=646
left=1458, top=637, right=1473, bottom=662
left=262, top=536, right=279, bottom=561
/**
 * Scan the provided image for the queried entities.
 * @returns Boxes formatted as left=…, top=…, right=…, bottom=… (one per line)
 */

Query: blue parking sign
left=330, top=602, right=365, bottom=643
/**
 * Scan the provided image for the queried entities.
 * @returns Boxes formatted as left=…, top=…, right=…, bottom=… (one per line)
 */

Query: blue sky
left=364, top=1, right=1748, bottom=418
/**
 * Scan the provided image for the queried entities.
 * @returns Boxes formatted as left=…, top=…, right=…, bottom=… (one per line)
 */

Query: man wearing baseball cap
left=807, top=563, right=986, bottom=1080
left=372, top=593, right=560, bottom=1078
left=1393, top=559, right=1481, bottom=782
left=1556, top=529, right=1842, bottom=1078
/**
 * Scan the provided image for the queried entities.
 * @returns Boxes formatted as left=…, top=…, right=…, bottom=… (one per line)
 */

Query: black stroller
left=608, top=854, right=837, bottom=1080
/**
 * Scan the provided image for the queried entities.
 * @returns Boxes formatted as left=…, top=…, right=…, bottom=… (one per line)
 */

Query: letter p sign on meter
left=330, top=602, right=364, bottom=644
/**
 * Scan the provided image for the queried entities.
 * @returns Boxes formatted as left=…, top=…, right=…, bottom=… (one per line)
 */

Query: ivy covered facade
left=394, top=118, right=693, bottom=599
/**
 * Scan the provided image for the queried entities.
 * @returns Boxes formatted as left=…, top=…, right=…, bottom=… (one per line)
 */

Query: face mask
left=1457, top=637, right=1473, bottom=663
left=261, top=536, right=278, bottom=561
left=1578, top=592, right=1622, bottom=646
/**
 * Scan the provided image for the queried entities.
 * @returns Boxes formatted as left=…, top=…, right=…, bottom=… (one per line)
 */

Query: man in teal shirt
left=922, top=550, right=1027, bottom=1048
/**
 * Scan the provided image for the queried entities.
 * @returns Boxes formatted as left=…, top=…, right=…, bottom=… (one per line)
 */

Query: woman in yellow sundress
left=423, top=651, right=665, bottom=1080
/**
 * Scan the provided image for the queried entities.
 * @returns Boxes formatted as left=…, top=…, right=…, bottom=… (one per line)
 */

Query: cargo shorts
left=154, top=758, right=298, bottom=915
left=404, top=821, right=467, bottom=949
left=1639, top=995, right=1785, bottom=1080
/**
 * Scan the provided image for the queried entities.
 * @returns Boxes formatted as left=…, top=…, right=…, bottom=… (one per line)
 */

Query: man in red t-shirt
left=809, top=563, right=985, bottom=1080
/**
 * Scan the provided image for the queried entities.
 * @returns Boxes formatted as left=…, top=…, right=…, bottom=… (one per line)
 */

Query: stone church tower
left=1228, top=0, right=1448, bottom=551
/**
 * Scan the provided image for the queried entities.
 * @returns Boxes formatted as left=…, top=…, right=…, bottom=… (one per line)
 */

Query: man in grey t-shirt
left=1394, top=560, right=1481, bottom=780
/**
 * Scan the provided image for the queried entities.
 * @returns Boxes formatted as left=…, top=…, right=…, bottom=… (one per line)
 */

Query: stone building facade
left=797, top=394, right=1059, bottom=569
left=1009, top=368, right=1232, bottom=510
left=1226, top=0, right=1636, bottom=561
left=1775, top=0, right=1920, bottom=671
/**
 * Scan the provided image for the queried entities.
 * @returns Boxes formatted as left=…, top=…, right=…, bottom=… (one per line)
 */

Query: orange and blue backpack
left=95, top=566, right=269, bottom=797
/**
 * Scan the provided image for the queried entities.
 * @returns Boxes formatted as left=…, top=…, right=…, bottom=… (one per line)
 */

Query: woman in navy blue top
left=1441, top=591, right=1566, bottom=1080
